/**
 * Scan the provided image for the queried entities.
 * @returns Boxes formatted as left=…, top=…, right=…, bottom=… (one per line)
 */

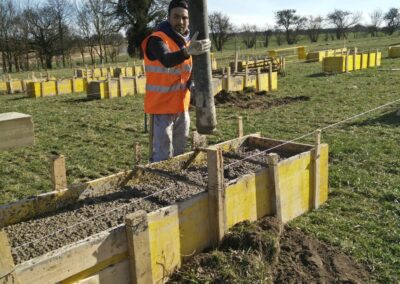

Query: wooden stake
left=367, top=48, right=371, bottom=67
left=256, top=67, right=261, bottom=92
left=0, top=231, right=19, bottom=284
left=244, top=66, right=249, bottom=87
left=125, top=210, right=153, bottom=284
left=55, top=80, right=60, bottom=95
left=345, top=50, right=350, bottom=73
left=107, top=77, right=112, bottom=98
left=312, top=129, right=321, bottom=210
left=118, top=76, right=124, bottom=97
left=134, top=143, right=141, bottom=165
left=237, top=116, right=243, bottom=138
left=40, top=81, right=45, bottom=97
left=353, top=48, right=357, bottom=70
left=207, top=147, right=226, bottom=247
left=50, top=154, right=67, bottom=191
left=268, top=62, right=273, bottom=91
left=226, top=66, right=231, bottom=91
left=234, top=50, right=238, bottom=73
left=71, top=78, right=76, bottom=93
left=267, top=153, right=282, bottom=222
left=375, top=49, right=379, bottom=67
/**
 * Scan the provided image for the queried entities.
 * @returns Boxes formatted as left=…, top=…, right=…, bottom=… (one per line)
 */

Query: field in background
left=0, top=36, right=399, bottom=281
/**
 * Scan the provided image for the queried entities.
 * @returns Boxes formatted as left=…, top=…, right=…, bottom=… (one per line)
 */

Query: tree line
left=0, top=0, right=399, bottom=73
left=209, top=8, right=400, bottom=51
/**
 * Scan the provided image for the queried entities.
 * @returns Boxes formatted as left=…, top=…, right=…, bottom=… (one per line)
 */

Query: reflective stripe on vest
left=146, top=83, right=187, bottom=93
left=145, top=64, right=192, bottom=75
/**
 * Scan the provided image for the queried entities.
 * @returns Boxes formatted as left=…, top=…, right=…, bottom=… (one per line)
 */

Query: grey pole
left=188, top=0, right=217, bottom=134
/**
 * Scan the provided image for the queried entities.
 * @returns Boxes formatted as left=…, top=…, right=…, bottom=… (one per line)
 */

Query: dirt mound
left=214, top=89, right=310, bottom=109
left=169, top=217, right=371, bottom=283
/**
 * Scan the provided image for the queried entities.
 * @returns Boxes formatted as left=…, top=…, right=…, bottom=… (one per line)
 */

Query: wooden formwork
left=388, top=45, right=400, bottom=58
left=306, top=48, right=347, bottom=62
left=322, top=50, right=381, bottom=73
left=0, top=133, right=329, bottom=284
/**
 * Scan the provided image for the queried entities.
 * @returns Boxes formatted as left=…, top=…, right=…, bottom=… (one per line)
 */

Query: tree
left=241, top=24, right=257, bottom=48
left=327, top=9, right=362, bottom=39
left=383, top=8, right=400, bottom=35
left=368, top=9, right=383, bottom=37
left=47, top=0, right=73, bottom=67
left=275, top=9, right=305, bottom=44
left=306, top=16, right=323, bottom=42
left=264, top=25, right=273, bottom=48
left=109, top=0, right=168, bottom=57
left=208, top=12, right=233, bottom=51
left=25, top=5, right=59, bottom=69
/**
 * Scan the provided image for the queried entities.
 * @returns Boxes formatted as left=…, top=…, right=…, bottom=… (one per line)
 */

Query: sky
left=207, top=0, right=400, bottom=28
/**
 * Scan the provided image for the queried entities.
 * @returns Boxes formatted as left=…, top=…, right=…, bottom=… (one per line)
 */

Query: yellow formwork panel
left=125, top=67, right=134, bottom=77
left=42, top=81, right=57, bottom=96
left=256, top=73, right=269, bottom=91
left=212, top=78, right=223, bottom=96
left=367, top=51, right=381, bottom=67
left=148, top=207, right=181, bottom=283
left=323, top=56, right=345, bottom=73
left=388, top=46, right=400, bottom=58
left=99, top=68, right=108, bottom=77
left=107, top=80, right=119, bottom=98
left=360, top=53, right=369, bottom=69
left=210, top=53, right=217, bottom=70
left=135, top=76, right=146, bottom=94
left=223, top=76, right=243, bottom=91
left=7, top=80, right=24, bottom=93
left=0, top=81, right=7, bottom=93
left=92, top=68, right=102, bottom=78
left=57, top=79, right=73, bottom=95
left=73, top=78, right=86, bottom=93
left=298, top=46, right=307, bottom=60
left=133, top=66, right=144, bottom=76
left=270, top=72, right=278, bottom=90
left=119, top=78, right=135, bottom=97
left=114, top=67, right=125, bottom=77
left=244, top=74, right=257, bottom=89
left=225, top=169, right=273, bottom=228
left=26, top=82, right=41, bottom=98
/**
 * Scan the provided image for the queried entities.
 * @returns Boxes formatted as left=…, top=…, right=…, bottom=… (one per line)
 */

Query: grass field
left=1, top=36, right=399, bottom=281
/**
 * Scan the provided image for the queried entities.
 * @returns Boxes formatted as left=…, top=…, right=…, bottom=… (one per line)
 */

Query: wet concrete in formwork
left=4, top=146, right=299, bottom=264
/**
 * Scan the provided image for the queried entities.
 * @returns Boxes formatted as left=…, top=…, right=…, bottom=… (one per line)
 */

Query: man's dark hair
left=168, top=0, right=188, bottom=15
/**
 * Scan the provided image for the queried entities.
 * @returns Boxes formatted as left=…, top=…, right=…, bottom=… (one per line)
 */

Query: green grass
left=1, top=36, right=400, bottom=281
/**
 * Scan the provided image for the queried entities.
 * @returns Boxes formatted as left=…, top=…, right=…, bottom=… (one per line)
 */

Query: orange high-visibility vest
left=141, top=31, right=192, bottom=114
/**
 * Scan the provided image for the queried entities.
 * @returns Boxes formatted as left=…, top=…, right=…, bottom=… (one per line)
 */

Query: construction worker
left=141, top=0, right=211, bottom=162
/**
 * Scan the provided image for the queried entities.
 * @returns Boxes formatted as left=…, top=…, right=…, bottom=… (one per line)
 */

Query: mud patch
left=214, top=89, right=310, bottom=109
left=170, top=217, right=371, bottom=283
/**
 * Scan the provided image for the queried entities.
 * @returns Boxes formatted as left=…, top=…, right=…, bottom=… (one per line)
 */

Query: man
left=141, top=0, right=211, bottom=162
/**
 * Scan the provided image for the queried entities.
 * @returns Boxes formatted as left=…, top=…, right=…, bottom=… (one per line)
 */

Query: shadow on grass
left=307, top=72, right=332, bottom=78
left=64, top=96, right=99, bottom=103
left=349, top=110, right=400, bottom=127
left=7, top=95, right=31, bottom=100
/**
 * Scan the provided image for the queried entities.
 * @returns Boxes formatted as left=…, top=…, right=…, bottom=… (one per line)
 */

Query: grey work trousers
left=151, top=112, right=190, bottom=162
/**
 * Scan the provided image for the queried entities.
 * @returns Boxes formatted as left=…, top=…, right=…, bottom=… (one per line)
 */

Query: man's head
left=168, top=0, right=189, bottom=35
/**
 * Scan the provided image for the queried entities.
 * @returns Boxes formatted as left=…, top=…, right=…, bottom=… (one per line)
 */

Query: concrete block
left=0, top=112, right=35, bottom=151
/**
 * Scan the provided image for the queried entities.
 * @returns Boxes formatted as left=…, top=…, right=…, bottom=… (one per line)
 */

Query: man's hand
left=185, top=32, right=211, bottom=56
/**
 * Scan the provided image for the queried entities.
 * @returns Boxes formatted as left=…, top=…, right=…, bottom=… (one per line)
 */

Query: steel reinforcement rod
left=189, top=0, right=217, bottom=134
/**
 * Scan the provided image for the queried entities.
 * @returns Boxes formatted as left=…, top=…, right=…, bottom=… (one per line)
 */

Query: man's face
left=168, top=7, right=189, bottom=35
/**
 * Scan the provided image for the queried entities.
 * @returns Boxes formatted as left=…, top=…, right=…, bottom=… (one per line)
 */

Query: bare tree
left=306, top=16, right=323, bottom=42
left=241, top=24, right=258, bottom=49
left=208, top=12, right=233, bottom=51
left=275, top=9, right=305, bottom=44
left=327, top=9, right=362, bottom=39
left=383, top=8, right=400, bottom=35
left=108, top=0, right=168, bottom=57
left=47, top=0, right=73, bottom=67
left=368, top=9, right=383, bottom=37
left=264, top=25, right=273, bottom=48
left=0, top=0, right=18, bottom=72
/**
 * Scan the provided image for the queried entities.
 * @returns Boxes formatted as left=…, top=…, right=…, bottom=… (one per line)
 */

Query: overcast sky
left=207, top=0, right=400, bottom=28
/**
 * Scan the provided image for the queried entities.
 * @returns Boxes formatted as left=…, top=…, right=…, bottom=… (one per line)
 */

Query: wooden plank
left=267, top=153, right=282, bottom=222
left=312, top=130, right=321, bottom=209
left=125, top=210, right=153, bottom=284
left=248, top=136, right=313, bottom=153
left=207, top=147, right=226, bottom=246
left=0, top=231, right=19, bottom=284
left=75, top=260, right=130, bottom=284
left=237, top=116, right=243, bottom=138
left=50, top=154, right=67, bottom=191
left=15, top=225, right=128, bottom=284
